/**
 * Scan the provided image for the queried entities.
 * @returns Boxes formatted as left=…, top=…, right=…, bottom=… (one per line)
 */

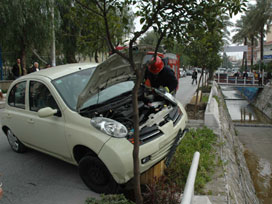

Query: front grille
left=139, top=125, right=163, bottom=144
left=165, top=106, right=182, bottom=126
left=127, top=125, right=163, bottom=145
left=127, top=106, right=182, bottom=145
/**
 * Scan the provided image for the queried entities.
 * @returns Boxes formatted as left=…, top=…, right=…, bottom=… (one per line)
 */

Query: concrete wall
left=204, top=81, right=220, bottom=131
left=253, top=84, right=272, bottom=120
left=204, top=82, right=259, bottom=204
left=0, top=80, right=13, bottom=92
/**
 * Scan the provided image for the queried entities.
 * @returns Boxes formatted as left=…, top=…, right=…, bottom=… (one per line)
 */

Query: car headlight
left=90, top=117, right=128, bottom=138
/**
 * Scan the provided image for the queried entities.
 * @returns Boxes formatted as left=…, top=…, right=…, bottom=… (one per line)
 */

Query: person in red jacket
left=145, top=56, right=178, bottom=94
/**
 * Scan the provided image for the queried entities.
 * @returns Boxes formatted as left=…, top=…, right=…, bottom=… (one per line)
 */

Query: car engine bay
left=80, top=86, right=182, bottom=144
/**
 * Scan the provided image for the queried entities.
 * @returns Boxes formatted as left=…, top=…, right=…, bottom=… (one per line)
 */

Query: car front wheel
left=6, top=129, right=27, bottom=153
left=78, top=155, right=119, bottom=194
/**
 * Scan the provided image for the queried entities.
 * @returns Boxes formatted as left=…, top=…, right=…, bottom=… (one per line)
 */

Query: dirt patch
left=185, top=103, right=206, bottom=120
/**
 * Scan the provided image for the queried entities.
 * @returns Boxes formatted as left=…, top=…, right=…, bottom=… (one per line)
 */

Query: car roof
left=21, top=63, right=98, bottom=80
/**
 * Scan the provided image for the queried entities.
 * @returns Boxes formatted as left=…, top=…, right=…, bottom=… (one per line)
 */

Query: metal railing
left=180, top=151, right=200, bottom=204
left=214, top=73, right=264, bottom=87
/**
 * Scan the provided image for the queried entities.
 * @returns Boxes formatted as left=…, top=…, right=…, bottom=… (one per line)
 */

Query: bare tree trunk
left=95, top=51, right=99, bottom=63
left=242, top=37, right=247, bottom=71
left=251, top=35, right=254, bottom=69
left=20, top=47, right=27, bottom=74
left=132, top=69, right=144, bottom=204
left=32, top=49, right=47, bottom=64
left=260, top=27, right=264, bottom=61
left=194, top=69, right=203, bottom=115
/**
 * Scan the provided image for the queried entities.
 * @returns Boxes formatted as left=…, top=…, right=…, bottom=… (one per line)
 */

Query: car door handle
left=27, top=119, right=34, bottom=124
left=7, top=113, right=12, bottom=119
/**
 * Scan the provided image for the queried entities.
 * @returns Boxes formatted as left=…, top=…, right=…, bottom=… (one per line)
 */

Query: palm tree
left=232, top=15, right=249, bottom=70
left=244, top=4, right=260, bottom=69
left=251, top=0, right=272, bottom=61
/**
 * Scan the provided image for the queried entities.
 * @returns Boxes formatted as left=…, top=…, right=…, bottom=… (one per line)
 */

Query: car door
left=4, top=81, right=29, bottom=142
left=24, top=80, right=70, bottom=160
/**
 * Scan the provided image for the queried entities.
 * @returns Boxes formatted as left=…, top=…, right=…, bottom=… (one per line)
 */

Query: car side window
left=29, top=81, right=59, bottom=112
left=8, top=81, right=26, bottom=109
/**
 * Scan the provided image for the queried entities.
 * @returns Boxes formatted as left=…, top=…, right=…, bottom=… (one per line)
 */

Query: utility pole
left=51, top=0, right=56, bottom=67
left=0, top=46, right=3, bottom=80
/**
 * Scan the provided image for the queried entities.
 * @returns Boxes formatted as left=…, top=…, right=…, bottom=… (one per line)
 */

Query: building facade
left=247, top=24, right=272, bottom=66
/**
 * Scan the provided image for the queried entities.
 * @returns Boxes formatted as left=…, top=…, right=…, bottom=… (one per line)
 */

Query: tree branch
left=75, top=0, right=103, bottom=17
left=32, top=49, right=48, bottom=64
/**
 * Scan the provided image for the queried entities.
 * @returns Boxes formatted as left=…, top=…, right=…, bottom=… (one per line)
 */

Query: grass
left=201, top=94, right=209, bottom=103
left=213, top=95, right=220, bottom=105
left=165, top=127, right=217, bottom=193
left=197, top=86, right=211, bottom=93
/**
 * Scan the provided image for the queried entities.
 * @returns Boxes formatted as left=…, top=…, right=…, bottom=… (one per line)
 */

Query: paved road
left=0, top=76, right=196, bottom=204
left=0, top=119, right=98, bottom=204
left=176, top=75, right=199, bottom=105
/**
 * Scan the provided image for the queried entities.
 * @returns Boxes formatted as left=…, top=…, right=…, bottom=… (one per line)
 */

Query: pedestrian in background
left=28, top=62, right=40, bottom=73
left=258, top=72, right=262, bottom=86
left=45, top=63, right=51, bottom=68
left=12, top=58, right=24, bottom=79
left=243, top=71, right=248, bottom=79
left=192, top=69, right=197, bottom=85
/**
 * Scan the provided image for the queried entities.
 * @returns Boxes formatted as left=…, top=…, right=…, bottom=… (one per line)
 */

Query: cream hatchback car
left=1, top=49, right=187, bottom=194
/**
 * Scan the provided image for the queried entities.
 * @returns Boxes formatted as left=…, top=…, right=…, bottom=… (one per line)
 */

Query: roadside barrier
left=180, top=151, right=200, bottom=204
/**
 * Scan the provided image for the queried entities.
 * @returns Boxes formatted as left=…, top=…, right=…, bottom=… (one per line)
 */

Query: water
left=244, top=149, right=272, bottom=204
left=222, top=86, right=272, bottom=124
left=222, top=86, right=272, bottom=203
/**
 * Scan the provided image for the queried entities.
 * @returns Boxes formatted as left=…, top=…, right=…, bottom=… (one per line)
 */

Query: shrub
left=198, top=86, right=211, bottom=93
left=165, top=127, right=217, bottom=193
left=85, top=194, right=134, bottom=204
left=201, top=94, right=209, bottom=103
left=142, top=176, right=181, bottom=204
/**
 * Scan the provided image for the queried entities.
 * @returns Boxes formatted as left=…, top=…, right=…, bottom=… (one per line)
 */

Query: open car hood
left=76, top=47, right=150, bottom=111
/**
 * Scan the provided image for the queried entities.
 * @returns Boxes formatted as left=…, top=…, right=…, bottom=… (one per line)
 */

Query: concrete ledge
left=193, top=195, right=212, bottom=204
left=204, top=81, right=220, bottom=130
left=0, top=80, right=13, bottom=91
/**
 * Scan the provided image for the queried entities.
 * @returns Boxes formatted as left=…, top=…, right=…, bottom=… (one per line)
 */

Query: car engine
left=80, top=86, right=182, bottom=144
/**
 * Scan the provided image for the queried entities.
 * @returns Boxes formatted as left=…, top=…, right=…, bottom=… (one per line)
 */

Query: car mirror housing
left=38, top=107, right=58, bottom=118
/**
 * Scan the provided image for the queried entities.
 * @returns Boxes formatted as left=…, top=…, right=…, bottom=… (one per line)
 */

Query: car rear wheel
left=7, top=129, right=27, bottom=153
left=78, top=155, right=119, bottom=194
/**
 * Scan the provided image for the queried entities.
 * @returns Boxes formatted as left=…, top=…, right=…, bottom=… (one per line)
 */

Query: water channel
left=221, top=86, right=272, bottom=204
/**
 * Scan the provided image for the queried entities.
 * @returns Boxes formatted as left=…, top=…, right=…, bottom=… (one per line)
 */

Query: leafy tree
left=233, top=16, right=249, bottom=69
left=222, top=52, right=233, bottom=68
left=0, top=0, right=52, bottom=69
left=74, top=2, right=134, bottom=63
left=55, top=0, right=80, bottom=63
left=138, top=31, right=164, bottom=51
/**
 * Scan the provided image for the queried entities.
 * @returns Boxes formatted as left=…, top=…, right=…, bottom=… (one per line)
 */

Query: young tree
left=75, top=1, right=247, bottom=203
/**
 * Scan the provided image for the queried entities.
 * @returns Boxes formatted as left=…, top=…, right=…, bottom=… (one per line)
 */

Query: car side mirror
left=38, top=107, right=58, bottom=118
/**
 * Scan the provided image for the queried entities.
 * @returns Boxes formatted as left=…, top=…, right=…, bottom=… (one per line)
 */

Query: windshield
left=52, top=68, right=95, bottom=111
left=52, top=67, right=134, bottom=111
left=81, top=81, right=134, bottom=110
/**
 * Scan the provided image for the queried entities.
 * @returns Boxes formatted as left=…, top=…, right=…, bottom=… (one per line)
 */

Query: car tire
left=6, top=129, right=27, bottom=153
left=78, top=155, right=119, bottom=194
